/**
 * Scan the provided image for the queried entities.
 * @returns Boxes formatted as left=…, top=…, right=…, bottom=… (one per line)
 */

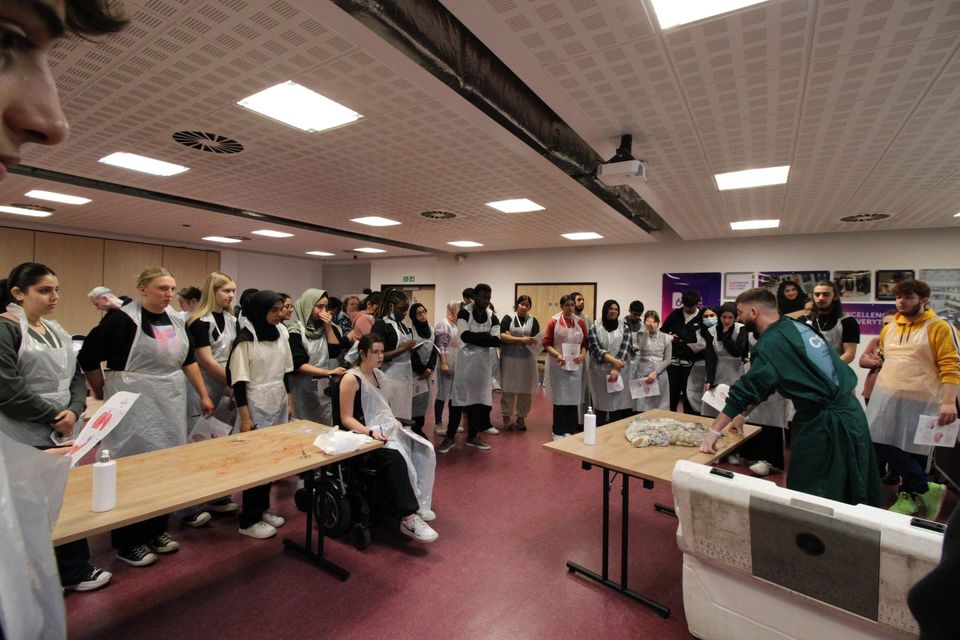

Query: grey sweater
left=0, top=317, right=87, bottom=446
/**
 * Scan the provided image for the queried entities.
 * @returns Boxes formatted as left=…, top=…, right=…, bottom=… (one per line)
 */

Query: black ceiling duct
left=332, top=0, right=661, bottom=233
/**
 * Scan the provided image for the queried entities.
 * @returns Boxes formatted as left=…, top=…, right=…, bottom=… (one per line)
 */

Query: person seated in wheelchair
left=339, top=333, right=438, bottom=543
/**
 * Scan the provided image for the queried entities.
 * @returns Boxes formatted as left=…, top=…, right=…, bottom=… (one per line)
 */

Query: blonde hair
left=188, top=271, right=236, bottom=325
left=136, top=266, right=173, bottom=289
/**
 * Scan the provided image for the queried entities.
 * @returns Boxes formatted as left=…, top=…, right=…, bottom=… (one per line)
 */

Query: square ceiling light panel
left=237, top=81, right=363, bottom=134
left=485, top=199, right=545, bottom=213
left=651, top=0, right=769, bottom=29
left=715, top=166, right=789, bottom=191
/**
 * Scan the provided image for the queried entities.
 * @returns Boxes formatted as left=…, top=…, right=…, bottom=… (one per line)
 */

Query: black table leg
left=566, top=468, right=671, bottom=618
left=283, top=469, right=350, bottom=581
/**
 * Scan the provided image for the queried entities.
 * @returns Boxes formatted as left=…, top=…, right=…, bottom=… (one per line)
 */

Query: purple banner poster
left=845, top=303, right=897, bottom=335
left=662, top=272, right=722, bottom=320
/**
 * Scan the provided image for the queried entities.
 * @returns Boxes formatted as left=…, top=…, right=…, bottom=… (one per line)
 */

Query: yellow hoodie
left=879, top=309, right=960, bottom=386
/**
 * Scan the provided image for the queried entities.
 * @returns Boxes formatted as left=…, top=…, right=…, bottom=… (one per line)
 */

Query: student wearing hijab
left=543, top=295, right=589, bottom=440
left=409, top=302, right=438, bottom=437
left=371, top=289, right=419, bottom=421
left=499, top=295, right=540, bottom=431
left=235, top=288, right=259, bottom=316
left=587, top=299, right=633, bottom=425
left=80, top=267, right=215, bottom=567
left=776, top=280, right=808, bottom=318
left=227, top=291, right=295, bottom=540
left=433, top=300, right=462, bottom=436
left=702, top=303, right=744, bottom=419
left=288, top=289, right=346, bottom=427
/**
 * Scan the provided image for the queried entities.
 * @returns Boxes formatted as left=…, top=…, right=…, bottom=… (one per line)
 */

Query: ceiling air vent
left=9, top=203, right=55, bottom=212
left=419, top=210, right=457, bottom=220
left=172, top=131, right=244, bottom=154
left=840, top=213, right=889, bottom=223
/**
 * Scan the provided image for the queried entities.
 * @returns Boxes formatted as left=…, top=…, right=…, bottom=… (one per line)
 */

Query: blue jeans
left=874, top=443, right=928, bottom=495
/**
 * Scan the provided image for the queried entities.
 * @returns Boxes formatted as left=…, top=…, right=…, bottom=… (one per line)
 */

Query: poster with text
left=723, top=272, right=754, bottom=299
left=919, top=269, right=960, bottom=331
left=876, top=269, right=916, bottom=301
left=662, top=272, right=721, bottom=321
left=844, top=303, right=897, bottom=335
left=832, top=270, right=872, bottom=300
left=757, top=271, right=830, bottom=296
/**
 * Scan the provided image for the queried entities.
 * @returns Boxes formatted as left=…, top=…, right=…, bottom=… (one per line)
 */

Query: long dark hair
left=0, top=263, right=57, bottom=308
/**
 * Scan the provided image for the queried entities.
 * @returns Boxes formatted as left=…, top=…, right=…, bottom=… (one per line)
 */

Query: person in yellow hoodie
left=867, top=279, right=960, bottom=519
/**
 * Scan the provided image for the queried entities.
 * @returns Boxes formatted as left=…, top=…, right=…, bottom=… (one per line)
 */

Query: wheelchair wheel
left=351, top=523, right=372, bottom=550
left=315, top=478, right=352, bottom=538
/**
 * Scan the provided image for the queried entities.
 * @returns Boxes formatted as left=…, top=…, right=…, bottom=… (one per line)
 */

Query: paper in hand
left=561, top=343, right=580, bottom=371
left=630, top=378, right=660, bottom=399
left=913, top=414, right=960, bottom=448
left=66, top=391, right=140, bottom=466
left=607, top=375, right=624, bottom=393
left=701, top=384, right=731, bottom=413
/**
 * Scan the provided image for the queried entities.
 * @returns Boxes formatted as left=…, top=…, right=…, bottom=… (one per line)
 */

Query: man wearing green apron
left=700, top=288, right=882, bottom=507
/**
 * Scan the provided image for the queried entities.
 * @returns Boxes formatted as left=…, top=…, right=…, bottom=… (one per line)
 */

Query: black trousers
left=366, top=448, right=419, bottom=517
left=239, top=483, right=272, bottom=528
left=552, top=405, right=580, bottom=436
left=736, top=424, right=785, bottom=469
left=111, top=515, right=168, bottom=549
left=56, top=539, right=93, bottom=585
left=447, top=403, right=490, bottom=437
left=667, top=364, right=695, bottom=413
left=597, top=408, right=632, bottom=426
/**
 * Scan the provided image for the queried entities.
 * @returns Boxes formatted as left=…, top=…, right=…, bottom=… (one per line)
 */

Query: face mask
left=703, top=316, right=718, bottom=328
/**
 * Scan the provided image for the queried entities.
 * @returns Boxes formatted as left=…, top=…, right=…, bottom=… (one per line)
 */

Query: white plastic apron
left=234, top=316, right=289, bottom=430
left=743, top=331, right=791, bottom=428
left=290, top=322, right=333, bottom=426
left=451, top=304, right=496, bottom=407
left=0, top=434, right=70, bottom=640
left=187, top=312, right=236, bottom=423
left=435, top=319, right=460, bottom=402
left=701, top=324, right=744, bottom=418
left=0, top=305, right=77, bottom=446
left=866, top=318, right=941, bottom=455
left=351, top=369, right=435, bottom=511
left=380, top=316, right=414, bottom=420
left=630, top=331, right=670, bottom=412
left=411, top=324, right=435, bottom=419
left=500, top=314, right=539, bottom=394
left=588, top=320, right=632, bottom=412
left=545, top=314, right=584, bottom=405
left=810, top=314, right=851, bottom=354
left=103, top=302, right=189, bottom=458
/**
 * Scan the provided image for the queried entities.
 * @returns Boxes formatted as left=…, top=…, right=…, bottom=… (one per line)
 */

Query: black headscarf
left=600, top=299, right=620, bottom=332
left=235, top=288, right=259, bottom=316
left=409, top=302, right=431, bottom=338
left=239, top=290, right=283, bottom=343
left=776, top=280, right=808, bottom=315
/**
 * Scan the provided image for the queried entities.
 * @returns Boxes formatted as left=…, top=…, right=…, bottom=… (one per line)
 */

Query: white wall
left=219, top=249, right=324, bottom=297
left=322, top=262, right=372, bottom=299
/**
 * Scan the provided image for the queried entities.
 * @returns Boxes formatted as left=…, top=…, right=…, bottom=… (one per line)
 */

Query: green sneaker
left=917, top=482, right=946, bottom=520
left=889, top=492, right=919, bottom=515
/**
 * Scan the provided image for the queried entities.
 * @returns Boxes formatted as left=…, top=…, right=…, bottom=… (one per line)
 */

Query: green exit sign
left=402, top=275, right=415, bottom=283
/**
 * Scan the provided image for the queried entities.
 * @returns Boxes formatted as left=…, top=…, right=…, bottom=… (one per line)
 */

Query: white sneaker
left=400, top=514, right=438, bottom=543
left=261, top=511, right=285, bottom=528
left=749, top=460, right=772, bottom=476
left=725, top=453, right=744, bottom=466
left=434, top=425, right=447, bottom=436
left=484, top=427, right=500, bottom=435
left=457, top=426, right=464, bottom=433
left=552, top=434, right=564, bottom=442
left=417, top=508, right=436, bottom=522
left=239, top=521, right=277, bottom=539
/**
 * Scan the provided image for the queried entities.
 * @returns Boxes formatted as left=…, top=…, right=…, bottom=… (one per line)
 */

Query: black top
left=370, top=318, right=413, bottom=352
left=457, top=308, right=501, bottom=348
left=188, top=311, right=231, bottom=349
left=811, top=315, right=861, bottom=344
left=660, top=308, right=704, bottom=362
left=500, top=314, right=540, bottom=336
left=289, top=325, right=344, bottom=370
left=79, top=308, right=196, bottom=371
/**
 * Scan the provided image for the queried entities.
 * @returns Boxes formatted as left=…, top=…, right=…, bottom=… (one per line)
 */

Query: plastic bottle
left=583, top=406, right=597, bottom=445
left=92, top=449, right=117, bottom=512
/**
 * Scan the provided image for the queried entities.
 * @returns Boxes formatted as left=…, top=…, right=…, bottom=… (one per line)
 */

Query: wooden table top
left=542, top=409, right=760, bottom=484
left=53, top=420, right=381, bottom=545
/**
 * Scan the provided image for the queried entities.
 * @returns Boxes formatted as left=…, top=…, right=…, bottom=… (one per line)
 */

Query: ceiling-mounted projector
left=597, top=159, right=647, bottom=186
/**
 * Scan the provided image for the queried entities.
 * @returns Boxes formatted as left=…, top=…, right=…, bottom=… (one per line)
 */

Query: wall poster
left=661, top=272, right=721, bottom=321
left=876, top=270, right=916, bottom=301
left=757, top=271, right=830, bottom=296
left=919, top=269, right=960, bottom=331
left=723, top=272, right=754, bottom=299
left=832, top=270, right=872, bottom=300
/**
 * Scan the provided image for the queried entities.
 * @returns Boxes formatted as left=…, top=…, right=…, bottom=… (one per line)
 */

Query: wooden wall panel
left=102, top=240, right=163, bottom=298
left=162, top=247, right=209, bottom=310
left=0, top=227, right=36, bottom=277
left=205, top=251, right=220, bottom=275
left=515, top=283, right=597, bottom=329
left=33, top=232, right=104, bottom=335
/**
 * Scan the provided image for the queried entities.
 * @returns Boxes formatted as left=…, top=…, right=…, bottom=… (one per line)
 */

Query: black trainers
left=147, top=532, right=180, bottom=554
left=116, top=545, right=158, bottom=567
left=181, top=510, right=211, bottom=528
left=437, top=438, right=456, bottom=454
left=63, top=566, right=112, bottom=592
left=466, top=436, right=491, bottom=450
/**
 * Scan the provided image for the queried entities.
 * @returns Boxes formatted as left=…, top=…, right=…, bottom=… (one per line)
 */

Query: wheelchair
left=293, top=374, right=401, bottom=550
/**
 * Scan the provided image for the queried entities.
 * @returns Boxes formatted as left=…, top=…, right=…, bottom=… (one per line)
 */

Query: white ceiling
left=9, top=0, right=960, bottom=258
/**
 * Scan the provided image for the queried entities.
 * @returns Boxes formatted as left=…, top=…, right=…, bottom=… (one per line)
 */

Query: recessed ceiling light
left=730, top=219, right=780, bottom=231
left=447, top=240, right=484, bottom=247
left=350, top=216, right=401, bottom=227
left=485, top=198, right=545, bottom=213
left=650, top=0, right=768, bottom=30
left=306, top=251, right=336, bottom=257
left=715, top=166, right=789, bottom=191
left=954, top=212, right=960, bottom=218
left=99, top=152, right=189, bottom=176
left=203, top=236, right=243, bottom=244
left=25, top=189, right=90, bottom=205
left=0, top=205, right=52, bottom=217
left=237, top=81, right=363, bottom=133
left=354, top=247, right=386, bottom=254
left=252, top=229, right=294, bottom=238
left=562, top=232, right=604, bottom=240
